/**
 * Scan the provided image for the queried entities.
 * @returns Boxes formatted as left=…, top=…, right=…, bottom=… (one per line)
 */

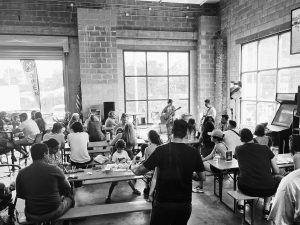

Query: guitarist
left=161, top=99, right=176, bottom=141
left=200, top=99, right=216, bottom=132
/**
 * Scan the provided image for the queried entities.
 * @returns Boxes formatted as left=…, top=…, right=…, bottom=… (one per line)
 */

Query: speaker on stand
left=104, top=102, right=115, bottom=121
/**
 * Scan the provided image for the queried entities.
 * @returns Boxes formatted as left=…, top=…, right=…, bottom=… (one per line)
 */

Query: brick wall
left=197, top=16, right=220, bottom=122
left=0, top=0, right=220, bottom=118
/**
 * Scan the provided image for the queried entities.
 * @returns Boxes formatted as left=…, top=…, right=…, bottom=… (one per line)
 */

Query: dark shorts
left=25, top=196, right=74, bottom=223
left=238, top=175, right=283, bottom=197
left=150, top=200, right=192, bottom=225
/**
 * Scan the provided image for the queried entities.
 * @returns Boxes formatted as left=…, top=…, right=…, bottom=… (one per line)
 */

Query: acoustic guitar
left=160, top=107, right=181, bottom=124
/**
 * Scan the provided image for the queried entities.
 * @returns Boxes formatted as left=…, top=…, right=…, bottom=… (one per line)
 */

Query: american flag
left=76, top=83, right=82, bottom=113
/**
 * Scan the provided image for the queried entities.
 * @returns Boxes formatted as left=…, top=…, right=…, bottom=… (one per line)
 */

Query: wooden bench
left=17, top=201, right=152, bottom=225
left=227, top=190, right=258, bottom=225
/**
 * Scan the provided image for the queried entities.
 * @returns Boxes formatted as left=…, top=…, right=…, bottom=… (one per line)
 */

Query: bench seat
left=17, top=201, right=151, bottom=224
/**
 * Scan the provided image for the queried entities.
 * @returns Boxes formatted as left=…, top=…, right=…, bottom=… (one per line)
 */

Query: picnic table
left=65, top=166, right=143, bottom=183
left=207, top=153, right=294, bottom=210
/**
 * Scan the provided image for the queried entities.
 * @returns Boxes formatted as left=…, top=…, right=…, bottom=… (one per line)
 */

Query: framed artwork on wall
left=291, top=7, right=300, bottom=54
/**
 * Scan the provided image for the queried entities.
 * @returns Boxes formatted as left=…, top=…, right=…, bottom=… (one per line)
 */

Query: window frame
left=123, top=50, right=190, bottom=123
left=240, top=31, right=300, bottom=127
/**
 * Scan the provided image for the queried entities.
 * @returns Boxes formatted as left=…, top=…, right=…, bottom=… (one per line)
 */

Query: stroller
left=0, top=164, right=20, bottom=225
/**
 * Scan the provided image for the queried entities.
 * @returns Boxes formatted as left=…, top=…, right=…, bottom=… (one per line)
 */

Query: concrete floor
left=0, top=153, right=272, bottom=225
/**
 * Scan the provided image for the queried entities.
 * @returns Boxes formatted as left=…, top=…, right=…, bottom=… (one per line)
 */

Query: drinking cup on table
left=271, top=146, right=279, bottom=157
left=71, top=166, right=76, bottom=172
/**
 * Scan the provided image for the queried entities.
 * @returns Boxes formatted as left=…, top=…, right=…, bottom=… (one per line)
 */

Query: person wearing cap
left=193, top=129, right=228, bottom=193
left=235, top=128, right=282, bottom=219
left=253, top=123, right=272, bottom=147
left=217, top=114, right=229, bottom=131
left=130, top=119, right=205, bottom=225
left=113, top=113, right=129, bottom=134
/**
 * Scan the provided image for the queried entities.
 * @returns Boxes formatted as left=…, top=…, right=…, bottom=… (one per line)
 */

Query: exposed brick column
left=196, top=16, right=220, bottom=124
left=77, top=8, right=118, bottom=117
left=215, top=37, right=228, bottom=122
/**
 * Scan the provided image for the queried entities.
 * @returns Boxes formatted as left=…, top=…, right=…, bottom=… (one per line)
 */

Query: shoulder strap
left=230, top=129, right=240, bottom=136
left=205, top=107, right=212, bottom=117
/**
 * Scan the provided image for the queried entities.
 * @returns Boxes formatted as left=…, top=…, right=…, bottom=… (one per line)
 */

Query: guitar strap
left=205, top=107, right=212, bottom=117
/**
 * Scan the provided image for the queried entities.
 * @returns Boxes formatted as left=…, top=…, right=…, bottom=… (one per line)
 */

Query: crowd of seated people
left=1, top=106, right=300, bottom=225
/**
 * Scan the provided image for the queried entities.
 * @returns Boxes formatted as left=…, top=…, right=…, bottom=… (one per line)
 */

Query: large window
left=124, top=51, right=189, bottom=123
left=241, top=32, right=300, bottom=128
left=0, top=60, right=65, bottom=123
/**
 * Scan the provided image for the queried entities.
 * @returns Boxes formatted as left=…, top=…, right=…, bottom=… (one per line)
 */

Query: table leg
left=219, top=173, right=223, bottom=202
left=233, top=171, right=237, bottom=190
left=10, top=149, right=15, bottom=172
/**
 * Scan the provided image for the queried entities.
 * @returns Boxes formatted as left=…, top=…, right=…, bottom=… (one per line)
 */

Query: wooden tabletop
left=65, top=168, right=142, bottom=182
left=207, top=153, right=294, bottom=171
left=207, top=158, right=239, bottom=171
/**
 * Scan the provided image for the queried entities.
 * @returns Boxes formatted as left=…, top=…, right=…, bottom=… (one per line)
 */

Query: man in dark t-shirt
left=235, top=128, right=282, bottom=219
left=131, top=119, right=205, bottom=225
left=16, top=143, right=74, bottom=223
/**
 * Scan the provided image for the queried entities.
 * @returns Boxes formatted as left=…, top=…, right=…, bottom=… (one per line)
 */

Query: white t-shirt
left=112, top=150, right=130, bottom=163
left=268, top=169, right=300, bottom=225
left=203, top=106, right=216, bottom=120
left=18, top=119, right=40, bottom=140
left=223, top=129, right=243, bottom=154
left=67, top=132, right=90, bottom=163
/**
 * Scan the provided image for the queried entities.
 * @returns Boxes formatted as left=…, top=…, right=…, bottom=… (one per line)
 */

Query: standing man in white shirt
left=200, top=99, right=216, bottom=130
left=223, top=120, right=242, bottom=154
left=13, top=113, right=40, bottom=158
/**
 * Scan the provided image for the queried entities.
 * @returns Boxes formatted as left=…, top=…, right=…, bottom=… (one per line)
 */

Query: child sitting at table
left=44, top=138, right=63, bottom=169
left=105, top=140, right=140, bottom=203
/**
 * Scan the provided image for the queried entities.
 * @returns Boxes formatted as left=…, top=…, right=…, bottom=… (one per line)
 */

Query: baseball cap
left=207, top=129, right=224, bottom=139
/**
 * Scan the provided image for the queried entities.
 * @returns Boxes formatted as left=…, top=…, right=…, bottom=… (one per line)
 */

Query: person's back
left=87, top=120, right=104, bottom=142
left=19, top=119, right=40, bottom=139
left=16, top=143, right=72, bottom=221
left=146, top=142, right=203, bottom=203
left=236, top=143, right=275, bottom=190
left=16, top=162, right=66, bottom=215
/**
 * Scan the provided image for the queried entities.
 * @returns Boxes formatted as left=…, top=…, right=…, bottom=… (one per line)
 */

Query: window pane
left=257, top=71, right=276, bottom=101
left=148, top=77, right=168, bottom=100
left=257, top=102, right=277, bottom=124
left=0, top=60, right=37, bottom=111
left=258, top=36, right=278, bottom=70
left=241, top=72, right=256, bottom=100
left=173, top=99, right=189, bottom=119
left=124, top=52, right=146, bottom=76
left=125, top=77, right=146, bottom=100
left=242, top=42, right=257, bottom=72
left=169, top=77, right=188, bottom=99
left=36, top=60, right=64, bottom=115
left=169, top=52, right=189, bottom=75
left=148, top=100, right=167, bottom=123
left=278, top=68, right=300, bottom=93
left=147, top=52, right=167, bottom=75
left=126, top=101, right=147, bottom=122
left=278, top=32, right=300, bottom=68
left=241, top=101, right=256, bottom=129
